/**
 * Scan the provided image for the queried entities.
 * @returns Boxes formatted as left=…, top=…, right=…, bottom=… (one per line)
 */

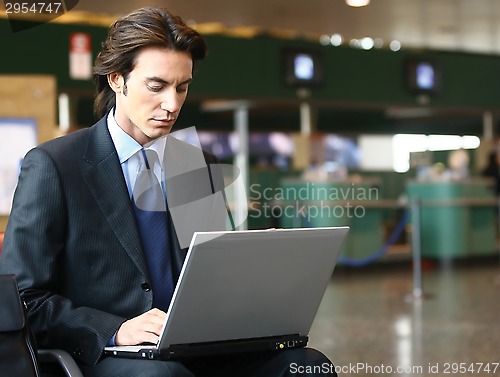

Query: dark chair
left=0, top=231, right=84, bottom=377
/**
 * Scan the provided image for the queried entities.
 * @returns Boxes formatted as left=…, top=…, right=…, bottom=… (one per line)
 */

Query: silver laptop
left=105, top=226, right=349, bottom=360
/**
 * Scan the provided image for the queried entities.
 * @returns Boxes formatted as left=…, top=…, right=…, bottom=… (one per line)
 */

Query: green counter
left=406, top=180, right=497, bottom=259
left=277, top=180, right=385, bottom=261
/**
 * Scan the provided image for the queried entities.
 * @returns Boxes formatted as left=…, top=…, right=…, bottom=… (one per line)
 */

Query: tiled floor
left=308, top=258, right=500, bottom=376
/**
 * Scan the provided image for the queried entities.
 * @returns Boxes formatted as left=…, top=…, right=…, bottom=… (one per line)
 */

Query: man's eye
left=147, top=85, right=163, bottom=92
left=177, top=86, right=188, bottom=93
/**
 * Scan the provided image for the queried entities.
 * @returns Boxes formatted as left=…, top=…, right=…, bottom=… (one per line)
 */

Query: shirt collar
left=144, top=135, right=166, bottom=167
left=107, top=109, right=167, bottom=165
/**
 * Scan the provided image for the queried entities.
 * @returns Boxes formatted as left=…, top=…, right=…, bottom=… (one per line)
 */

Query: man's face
left=110, top=47, right=193, bottom=145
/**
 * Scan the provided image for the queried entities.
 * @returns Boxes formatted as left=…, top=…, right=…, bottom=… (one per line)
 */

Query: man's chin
left=146, top=127, right=172, bottom=140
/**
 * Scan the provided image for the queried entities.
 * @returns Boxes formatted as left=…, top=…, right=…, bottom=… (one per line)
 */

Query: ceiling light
left=319, top=35, right=331, bottom=45
left=346, top=0, right=370, bottom=7
left=349, top=39, right=360, bottom=48
left=389, top=40, right=402, bottom=51
left=330, top=34, right=343, bottom=46
left=360, top=37, right=374, bottom=50
left=374, top=38, right=384, bottom=48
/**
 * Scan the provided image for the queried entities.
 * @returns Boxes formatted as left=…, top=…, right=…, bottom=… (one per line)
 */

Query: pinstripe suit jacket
left=0, top=117, right=222, bottom=367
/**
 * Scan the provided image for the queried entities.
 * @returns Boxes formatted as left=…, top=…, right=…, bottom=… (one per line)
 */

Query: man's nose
left=160, top=90, right=182, bottom=114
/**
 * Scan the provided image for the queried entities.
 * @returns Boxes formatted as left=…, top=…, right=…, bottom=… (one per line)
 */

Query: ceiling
left=71, top=0, right=500, bottom=55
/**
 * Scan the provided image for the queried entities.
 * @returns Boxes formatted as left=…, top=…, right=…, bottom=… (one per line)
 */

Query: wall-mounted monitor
left=282, top=48, right=325, bottom=88
left=406, top=59, right=441, bottom=94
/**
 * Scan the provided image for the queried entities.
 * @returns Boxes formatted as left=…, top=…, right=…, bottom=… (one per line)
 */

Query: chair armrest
left=37, top=349, right=84, bottom=377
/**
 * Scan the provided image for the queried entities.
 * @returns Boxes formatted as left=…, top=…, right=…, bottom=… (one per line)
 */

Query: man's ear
left=107, top=73, right=124, bottom=94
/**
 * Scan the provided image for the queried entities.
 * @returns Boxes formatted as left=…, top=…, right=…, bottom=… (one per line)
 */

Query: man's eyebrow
left=145, top=76, right=193, bottom=85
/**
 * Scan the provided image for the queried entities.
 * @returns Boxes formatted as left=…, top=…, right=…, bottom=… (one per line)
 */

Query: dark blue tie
left=132, top=149, right=174, bottom=311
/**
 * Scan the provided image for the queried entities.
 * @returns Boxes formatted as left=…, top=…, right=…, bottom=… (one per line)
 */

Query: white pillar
left=300, top=102, right=312, bottom=137
left=58, top=93, right=70, bottom=133
left=234, top=106, right=249, bottom=230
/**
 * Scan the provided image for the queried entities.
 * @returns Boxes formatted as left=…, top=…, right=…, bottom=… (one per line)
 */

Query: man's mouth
left=152, top=117, right=175, bottom=123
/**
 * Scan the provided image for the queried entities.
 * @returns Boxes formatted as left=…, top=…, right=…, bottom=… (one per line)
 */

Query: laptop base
left=106, top=334, right=308, bottom=361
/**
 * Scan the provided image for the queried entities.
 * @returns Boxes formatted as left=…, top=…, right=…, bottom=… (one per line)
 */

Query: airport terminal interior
left=1, top=0, right=500, bottom=376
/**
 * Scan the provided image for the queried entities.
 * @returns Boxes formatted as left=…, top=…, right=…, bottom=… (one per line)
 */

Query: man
left=0, top=7, right=337, bottom=377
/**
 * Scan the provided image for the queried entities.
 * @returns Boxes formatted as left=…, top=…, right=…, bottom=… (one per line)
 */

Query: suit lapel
left=81, top=118, right=149, bottom=276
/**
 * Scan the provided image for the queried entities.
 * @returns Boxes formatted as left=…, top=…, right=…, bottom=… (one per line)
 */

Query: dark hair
left=93, top=7, right=208, bottom=118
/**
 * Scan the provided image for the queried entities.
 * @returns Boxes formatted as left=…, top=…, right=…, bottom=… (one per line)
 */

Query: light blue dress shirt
left=106, top=110, right=167, bottom=198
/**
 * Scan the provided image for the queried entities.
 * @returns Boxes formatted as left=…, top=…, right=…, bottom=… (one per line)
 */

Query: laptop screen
left=158, top=226, right=349, bottom=348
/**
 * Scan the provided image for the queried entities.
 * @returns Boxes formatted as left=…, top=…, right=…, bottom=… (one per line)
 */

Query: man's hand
left=115, top=308, right=167, bottom=346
